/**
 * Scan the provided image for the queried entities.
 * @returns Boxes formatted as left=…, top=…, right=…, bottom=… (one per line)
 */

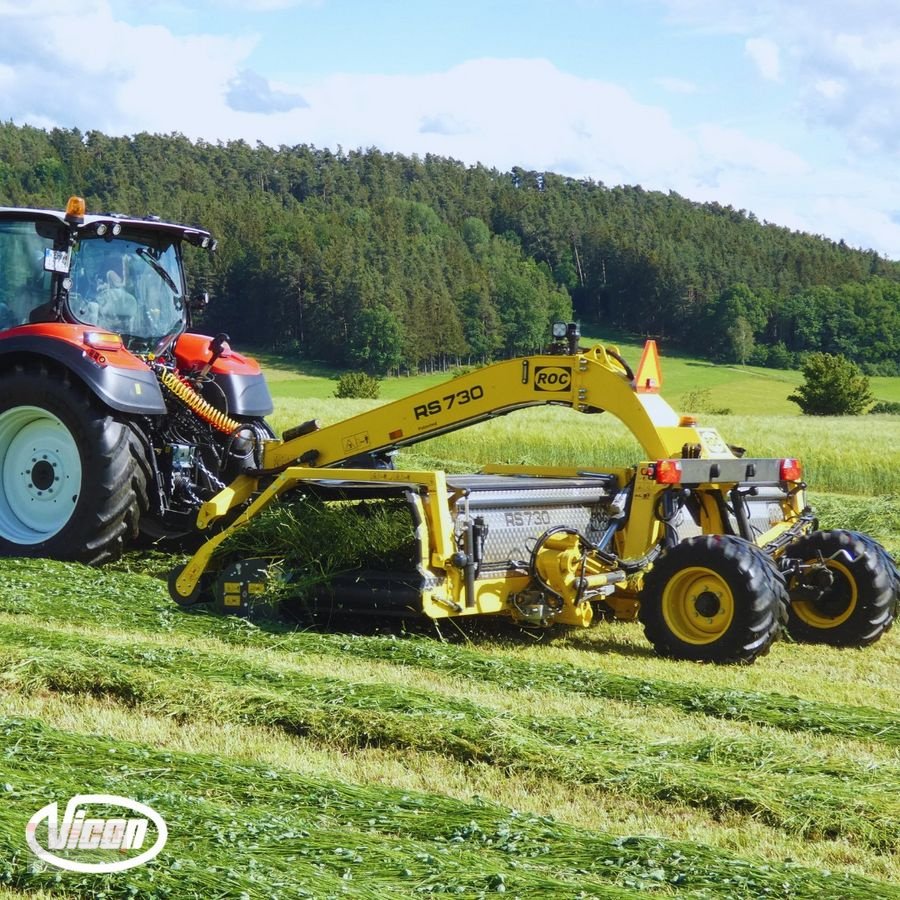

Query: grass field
left=1, top=341, right=898, bottom=898
left=256, top=330, right=900, bottom=415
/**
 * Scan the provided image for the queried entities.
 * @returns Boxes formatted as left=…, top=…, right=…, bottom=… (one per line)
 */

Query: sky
left=2, top=0, right=900, bottom=259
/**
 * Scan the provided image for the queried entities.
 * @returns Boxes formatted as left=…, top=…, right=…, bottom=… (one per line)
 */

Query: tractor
left=0, top=197, right=896, bottom=664
left=0, top=196, right=273, bottom=563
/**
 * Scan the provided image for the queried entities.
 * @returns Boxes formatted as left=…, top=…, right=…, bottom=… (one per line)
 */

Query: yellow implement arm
left=196, top=343, right=734, bottom=532
left=263, top=344, right=706, bottom=469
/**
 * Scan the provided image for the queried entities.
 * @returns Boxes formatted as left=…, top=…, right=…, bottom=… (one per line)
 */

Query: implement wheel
left=783, top=530, right=897, bottom=646
left=167, top=562, right=215, bottom=608
left=640, top=535, right=787, bottom=664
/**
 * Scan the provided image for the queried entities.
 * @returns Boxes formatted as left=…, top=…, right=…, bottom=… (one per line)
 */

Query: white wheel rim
left=0, top=406, right=81, bottom=543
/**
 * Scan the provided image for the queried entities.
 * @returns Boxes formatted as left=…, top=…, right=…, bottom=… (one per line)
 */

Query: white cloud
left=694, top=124, right=806, bottom=177
left=1, top=2, right=900, bottom=257
left=814, top=196, right=900, bottom=253
left=815, top=78, right=846, bottom=100
left=419, top=114, right=472, bottom=136
left=657, top=0, right=900, bottom=155
left=0, top=2, right=256, bottom=134
left=745, top=37, right=780, bottom=81
left=290, top=59, right=701, bottom=189
left=654, top=76, right=699, bottom=94
left=226, top=70, right=308, bottom=113
left=831, top=33, right=900, bottom=74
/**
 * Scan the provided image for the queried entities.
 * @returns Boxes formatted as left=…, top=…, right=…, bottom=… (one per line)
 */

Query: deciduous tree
left=788, top=353, right=874, bottom=415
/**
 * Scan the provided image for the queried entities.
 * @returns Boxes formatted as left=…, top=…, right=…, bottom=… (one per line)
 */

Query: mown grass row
left=1, top=558, right=897, bottom=749
left=2, top=716, right=896, bottom=900
left=2, top=551, right=898, bottom=894
left=10, top=684, right=900, bottom=885
left=0, top=719, right=640, bottom=900
left=269, top=630, right=900, bottom=746
left=2, top=617, right=898, bottom=857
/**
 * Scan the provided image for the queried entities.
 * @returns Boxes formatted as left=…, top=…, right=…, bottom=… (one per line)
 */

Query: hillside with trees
left=1, top=123, right=899, bottom=373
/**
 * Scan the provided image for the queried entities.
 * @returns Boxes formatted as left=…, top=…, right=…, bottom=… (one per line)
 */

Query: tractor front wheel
left=639, top=535, right=788, bottom=664
left=783, top=530, right=897, bottom=646
left=0, top=364, right=146, bottom=564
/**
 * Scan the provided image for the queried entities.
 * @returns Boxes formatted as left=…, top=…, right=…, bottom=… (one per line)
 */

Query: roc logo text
left=533, top=366, right=572, bottom=392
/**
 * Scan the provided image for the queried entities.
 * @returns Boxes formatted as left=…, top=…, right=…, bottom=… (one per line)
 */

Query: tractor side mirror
left=189, top=291, right=209, bottom=312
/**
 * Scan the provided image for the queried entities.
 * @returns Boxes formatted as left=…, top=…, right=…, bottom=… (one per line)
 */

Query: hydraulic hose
left=530, top=524, right=661, bottom=583
left=157, top=368, right=242, bottom=435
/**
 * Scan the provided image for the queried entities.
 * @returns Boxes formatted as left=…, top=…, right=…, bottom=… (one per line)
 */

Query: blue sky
left=2, top=0, right=900, bottom=258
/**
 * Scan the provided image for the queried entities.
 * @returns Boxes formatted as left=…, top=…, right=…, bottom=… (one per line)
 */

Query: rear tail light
left=654, top=459, right=682, bottom=484
left=779, top=458, right=803, bottom=481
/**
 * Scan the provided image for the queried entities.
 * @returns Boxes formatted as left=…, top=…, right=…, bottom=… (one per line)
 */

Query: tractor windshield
left=67, top=232, right=186, bottom=350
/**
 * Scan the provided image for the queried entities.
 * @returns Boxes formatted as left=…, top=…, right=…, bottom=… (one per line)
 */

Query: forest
left=1, top=122, right=899, bottom=374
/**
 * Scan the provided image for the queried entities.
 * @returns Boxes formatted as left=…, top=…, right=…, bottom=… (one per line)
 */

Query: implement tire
left=639, top=535, right=787, bottom=664
left=0, top=363, right=146, bottom=564
left=783, top=530, right=897, bottom=646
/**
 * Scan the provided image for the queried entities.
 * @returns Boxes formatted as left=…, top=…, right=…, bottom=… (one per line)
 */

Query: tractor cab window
left=67, top=232, right=186, bottom=349
left=0, top=220, right=54, bottom=329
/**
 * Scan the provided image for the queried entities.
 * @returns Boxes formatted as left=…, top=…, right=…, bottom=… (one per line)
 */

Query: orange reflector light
left=678, top=415, right=698, bottom=426
left=779, top=458, right=803, bottom=481
left=84, top=331, right=123, bottom=351
left=389, top=429, right=403, bottom=440
left=654, top=459, right=682, bottom=484
left=65, top=196, right=86, bottom=219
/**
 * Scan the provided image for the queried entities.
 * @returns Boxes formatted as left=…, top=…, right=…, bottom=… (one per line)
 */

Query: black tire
left=639, top=535, right=788, bottom=664
left=0, top=363, right=147, bottom=564
left=783, top=530, right=897, bottom=646
left=888, top=560, right=900, bottom=632
left=869, top=543, right=900, bottom=633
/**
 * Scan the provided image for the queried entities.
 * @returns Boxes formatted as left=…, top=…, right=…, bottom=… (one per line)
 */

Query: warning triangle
left=634, top=340, right=662, bottom=393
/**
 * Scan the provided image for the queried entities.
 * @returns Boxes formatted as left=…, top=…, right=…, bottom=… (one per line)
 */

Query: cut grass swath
left=1, top=717, right=895, bottom=900
left=1, top=621, right=898, bottom=854
left=214, top=496, right=417, bottom=604
left=0, top=557, right=897, bottom=751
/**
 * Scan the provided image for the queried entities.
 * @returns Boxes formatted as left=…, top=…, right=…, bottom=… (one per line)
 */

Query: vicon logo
left=25, top=794, right=167, bottom=873
left=533, top=366, right=572, bottom=392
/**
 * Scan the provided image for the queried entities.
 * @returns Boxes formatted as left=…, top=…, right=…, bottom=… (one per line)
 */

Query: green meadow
left=1, top=338, right=898, bottom=898
left=257, top=330, right=900, bottom=416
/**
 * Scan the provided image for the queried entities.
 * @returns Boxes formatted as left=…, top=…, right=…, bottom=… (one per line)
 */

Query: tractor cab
left=0, top=196, right=214, bottom=352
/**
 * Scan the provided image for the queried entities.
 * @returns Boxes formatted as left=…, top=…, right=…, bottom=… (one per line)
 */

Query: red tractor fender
left=0, top=323, right=167, bottom=415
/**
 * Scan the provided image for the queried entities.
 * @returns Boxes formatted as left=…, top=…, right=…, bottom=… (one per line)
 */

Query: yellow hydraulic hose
left=158, top=369, right=242, bottom=435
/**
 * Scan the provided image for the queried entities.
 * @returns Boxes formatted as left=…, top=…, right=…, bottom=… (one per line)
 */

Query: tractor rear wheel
left=0, top=364, right=146, bottom=564
left=783, top=530, right=897, bottom=646
left=639, top=535, right=788, bottom=664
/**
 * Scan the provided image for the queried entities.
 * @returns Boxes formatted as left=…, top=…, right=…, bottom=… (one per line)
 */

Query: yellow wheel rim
left=791, top=558, right=857, bottom=628
left=661, top=566, right=735, bottom=645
